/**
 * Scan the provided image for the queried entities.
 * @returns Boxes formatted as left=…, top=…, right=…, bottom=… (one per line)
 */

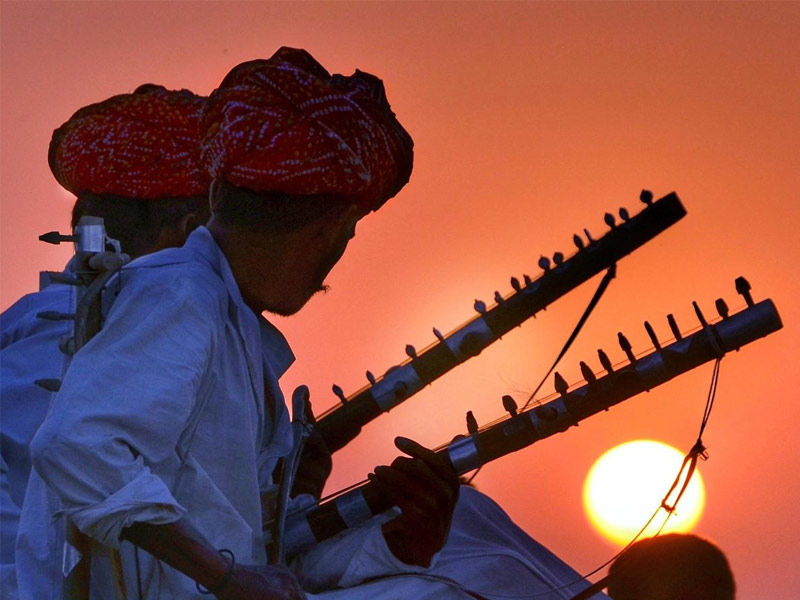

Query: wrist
left=196, top=548, right=236, bottom=596
left=381, top=521, right=435, bottom=568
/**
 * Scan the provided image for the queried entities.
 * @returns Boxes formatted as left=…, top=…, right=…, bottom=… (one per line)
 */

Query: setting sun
left=583, top=440, right=705, bottom=546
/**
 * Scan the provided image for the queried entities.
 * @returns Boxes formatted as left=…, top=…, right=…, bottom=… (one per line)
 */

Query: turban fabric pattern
left=49, top=85, right=209, bottom=199
left=201, top=47, right=413, bottom=212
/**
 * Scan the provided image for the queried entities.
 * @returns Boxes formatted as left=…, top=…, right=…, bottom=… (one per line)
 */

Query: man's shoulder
left=111, top=246, right=229, bottom=317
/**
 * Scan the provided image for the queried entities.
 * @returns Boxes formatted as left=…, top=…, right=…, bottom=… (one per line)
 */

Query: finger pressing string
left=395, top=437, right=459, bottom=484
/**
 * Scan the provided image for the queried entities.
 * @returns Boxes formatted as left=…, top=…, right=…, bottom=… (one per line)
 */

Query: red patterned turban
left=49, top=85, right=209, bottom=199
left=201, top=47, right=413, bottom=213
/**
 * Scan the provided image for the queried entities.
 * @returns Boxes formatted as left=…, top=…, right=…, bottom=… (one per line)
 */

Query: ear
left=315, top=202, right=360, bottom=244
left=208, top=179, right=224, bottom=211
left=179, top=212, right=200, bottom=238
left=149, top=213, right=200, bottom=253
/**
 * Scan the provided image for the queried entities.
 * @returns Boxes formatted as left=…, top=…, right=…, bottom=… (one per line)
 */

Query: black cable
left=466, top=265, right=617, bottom=485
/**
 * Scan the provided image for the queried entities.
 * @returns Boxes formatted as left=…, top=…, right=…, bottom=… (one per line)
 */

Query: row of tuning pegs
left=544, top=190, right=654, bottom=265
left=551, top=277, right=756, bottom=395
left=458, top=276, right=757, bottom=425
left=602, top=189, right=653, bottom=227
left=335, top=285, right=752, bottom=414
left=334, top=278, right=755, bottom=407
left=463, top=393, right=522, bottom=434
left=33, top=309, right=78, bottom=392
left=470, top=191, right=659, bottom=316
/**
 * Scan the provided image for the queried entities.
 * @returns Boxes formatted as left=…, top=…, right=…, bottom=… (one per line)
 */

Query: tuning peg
left=366, top=370, right=376, bottom=384
left=552, top=252, right=564, bottom=266
left=34, top=378, right=61, bottom=392
left=433, top=327, right=445, bottom=342
left=579, top=361, right=596, bottom=384
left=667, top=314, right=682, bottom=341
left=692, top=301, right=709, bottom=328
left=510, top=276, right=521, bottom=292
left=39, top=231, right=75, bottom=245
left=735, top=276, right=754, bottom=307
left=58, top=336, right=75, bottom=356
left=640, top=189, right=654, bottom=205
left=405, top=344, right=417, bottom=359
left=583, top=228, right=596, bottom=244
left=538, top=256, right=551, bottom=271
left=474, top=299, right=487, bottom=314
left=502, top=394, right=518, bottom=416
left=332, top=384, right=347, bottom=404
left=573, top=234, right=585, bottom=250
left=466, top=410, right=479, bottom=435
left=644, top=320, right=661, bottom=351
left=554, top=371, right=568, bottom=396
left=604, top=213, right=616, bottom=229
left=618, top=332, right=636, bottom=363
left=715, top=298, right=730, bottom=320
left=523, top=274, right=533, bottom=286
left=619, top=207, right=630, bottom=222
left=36, top=311, right=75, bottom=321
left=597, top=349, right=614, bottom=373
left=494, top=291, right=505, bottom=305
left=43, top=272, right=81, bottom=286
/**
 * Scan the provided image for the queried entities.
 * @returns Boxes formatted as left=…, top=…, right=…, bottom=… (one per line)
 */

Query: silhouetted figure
left=2, top=85, right=209, bottom=599
left=607, top=534, right=735, bottom=600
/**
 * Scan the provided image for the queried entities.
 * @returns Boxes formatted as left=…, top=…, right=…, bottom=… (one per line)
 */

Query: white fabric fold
left=62, top=469, right=185, bottom=547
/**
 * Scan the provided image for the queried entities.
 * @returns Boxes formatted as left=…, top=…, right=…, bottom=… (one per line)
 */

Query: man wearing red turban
left=50, top=83, right=211, bottom=256
left=25, top=47, right=428, bottom=600
left=25, top=48, right=600, bottom=600
left=7, top=84, right=210, bottom=600
left=191, top=48, right=600, bottom=600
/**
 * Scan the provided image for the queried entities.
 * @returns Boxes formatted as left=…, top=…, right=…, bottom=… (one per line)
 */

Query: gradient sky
left=2, top=2, right=799, bottom=597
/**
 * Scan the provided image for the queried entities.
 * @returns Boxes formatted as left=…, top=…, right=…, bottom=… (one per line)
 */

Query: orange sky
left=2, top=2, right=799, bottom=597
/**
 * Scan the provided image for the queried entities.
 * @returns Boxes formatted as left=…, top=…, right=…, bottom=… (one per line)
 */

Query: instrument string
left=455, top=299, right=741, bottom=444
left=565, top=356, right=722, bottom=599
left=306, top=338, right=725, bottom=596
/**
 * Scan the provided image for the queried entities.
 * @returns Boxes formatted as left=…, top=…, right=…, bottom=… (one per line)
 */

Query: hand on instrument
left=369, top=436, right=460, bottom=567
left=217, top=563, right=306, bottom=600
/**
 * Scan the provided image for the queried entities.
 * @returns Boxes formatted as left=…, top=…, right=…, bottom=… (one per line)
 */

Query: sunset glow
left=583, top=440, right=705, bottom=546
left=2, top=3, right=798, bottom=597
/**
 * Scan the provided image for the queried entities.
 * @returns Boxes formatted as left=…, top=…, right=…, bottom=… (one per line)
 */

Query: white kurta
left=15, top=226, right=606, bottom=600
left=299, top=487, right=608, bottom=600
left=1, top=280, right=73, bottom=599
left=19, top=227, right=296, bottom=599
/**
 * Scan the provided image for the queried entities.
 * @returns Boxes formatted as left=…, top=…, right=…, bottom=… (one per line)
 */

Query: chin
left=265, top=286, right=329, bottom=317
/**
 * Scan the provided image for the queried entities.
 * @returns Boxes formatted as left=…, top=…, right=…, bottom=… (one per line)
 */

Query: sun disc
left=583, top=440, right=705, bottom=546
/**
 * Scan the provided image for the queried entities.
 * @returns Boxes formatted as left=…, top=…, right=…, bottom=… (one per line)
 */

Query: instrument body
left=38, top=216, right=128, bottom=600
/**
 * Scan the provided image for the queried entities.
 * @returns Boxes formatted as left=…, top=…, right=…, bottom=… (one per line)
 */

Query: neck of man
left=206, top=217, right=318, bottom=316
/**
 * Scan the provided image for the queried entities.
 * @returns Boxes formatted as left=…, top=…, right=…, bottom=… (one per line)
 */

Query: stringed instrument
left=316, top=190, right=686, bottom=452
left=285, top=279, right=782, bottom=556
left=37, top=217, right=129, bottom=600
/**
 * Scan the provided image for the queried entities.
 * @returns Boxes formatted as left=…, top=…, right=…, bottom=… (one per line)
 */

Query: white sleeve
left=30, top=273, right=218, bottom=547
left=0, top=454, right=20, bottom=560
left=289, top=508, right=432, bottom=592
